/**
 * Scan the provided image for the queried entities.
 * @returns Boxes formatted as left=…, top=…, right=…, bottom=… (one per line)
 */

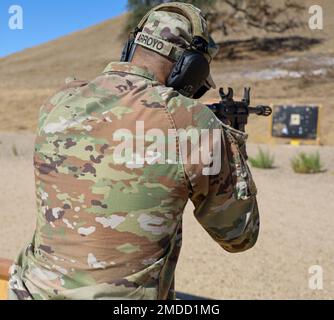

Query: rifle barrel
left=249, top=106, right=272, bottom=116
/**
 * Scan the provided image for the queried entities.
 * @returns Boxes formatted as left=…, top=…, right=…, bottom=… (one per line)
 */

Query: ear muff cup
left=193, top=84, right=210, bottom=99
left=166, top=51, right=210, bottom=98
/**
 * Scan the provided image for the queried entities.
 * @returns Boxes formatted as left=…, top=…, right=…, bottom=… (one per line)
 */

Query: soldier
left=8, top=2, right=259, bottom=300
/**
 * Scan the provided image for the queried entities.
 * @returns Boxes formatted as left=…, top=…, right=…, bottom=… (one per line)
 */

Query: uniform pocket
left=221, top=123, right=257, bottom=200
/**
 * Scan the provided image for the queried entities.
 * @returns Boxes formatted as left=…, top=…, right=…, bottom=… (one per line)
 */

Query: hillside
left=0, top=0, right=333, bottom=144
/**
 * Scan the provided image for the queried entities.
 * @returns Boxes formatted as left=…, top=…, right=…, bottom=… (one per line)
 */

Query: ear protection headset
left=120, top=2, right=213, bottom=98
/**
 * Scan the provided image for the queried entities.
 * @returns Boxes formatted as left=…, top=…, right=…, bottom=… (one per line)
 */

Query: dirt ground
left=1, top=133, right=333, bottom=300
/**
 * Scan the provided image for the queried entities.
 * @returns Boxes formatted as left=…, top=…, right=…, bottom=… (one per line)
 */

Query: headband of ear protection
left=136, top=3, right=210, bottom=44
left=120, top=2, right=212, bottom=98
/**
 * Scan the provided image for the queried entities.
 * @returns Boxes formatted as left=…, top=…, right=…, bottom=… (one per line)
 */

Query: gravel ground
left=0, top=133, right=333, bottom=299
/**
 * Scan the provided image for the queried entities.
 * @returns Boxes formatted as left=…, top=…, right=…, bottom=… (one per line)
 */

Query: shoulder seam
left=162, top=99, right=191, bottom=197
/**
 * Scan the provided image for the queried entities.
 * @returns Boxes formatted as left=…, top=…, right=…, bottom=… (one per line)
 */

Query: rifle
left=207, top=87, right=272, bottom=133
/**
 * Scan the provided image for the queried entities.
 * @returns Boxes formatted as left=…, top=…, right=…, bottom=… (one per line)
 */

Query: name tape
left=134, top=32, right=174, bottom=58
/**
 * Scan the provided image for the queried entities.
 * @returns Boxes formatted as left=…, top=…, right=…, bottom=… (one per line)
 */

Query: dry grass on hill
left=0, top=0, right=333, bottom=144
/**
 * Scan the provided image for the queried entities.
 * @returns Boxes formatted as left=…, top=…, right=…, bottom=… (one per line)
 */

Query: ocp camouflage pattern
left=137, top=10, right=212, bottom=61
left=8, top=62, right=259, bottom=300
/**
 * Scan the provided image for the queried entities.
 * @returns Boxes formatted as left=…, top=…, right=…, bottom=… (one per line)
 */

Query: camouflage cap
left=134, top=10, right=217, bottom=89
left=135, top=11, right=193, bottom=61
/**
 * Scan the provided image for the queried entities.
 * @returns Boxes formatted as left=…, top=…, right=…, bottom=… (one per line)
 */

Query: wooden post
left=0, top=258, right=12, bottom=300
left=0, top=258, right=12, bottom=280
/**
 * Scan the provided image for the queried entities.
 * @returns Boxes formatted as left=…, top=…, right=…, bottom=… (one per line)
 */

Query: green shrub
left=249, top=148, right=275, bottom=169
left=291, top=152, right=323, bottom=174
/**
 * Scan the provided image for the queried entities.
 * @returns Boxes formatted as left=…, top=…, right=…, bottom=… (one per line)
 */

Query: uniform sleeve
left=188, top=122, right=260, bottom=253
left=166, top=94, right=259, bottom=253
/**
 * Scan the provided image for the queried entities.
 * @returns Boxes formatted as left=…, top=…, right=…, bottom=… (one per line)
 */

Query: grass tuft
left=291, top=152, right=323, bottom=174
left=249, top=148, right=275, bottom=169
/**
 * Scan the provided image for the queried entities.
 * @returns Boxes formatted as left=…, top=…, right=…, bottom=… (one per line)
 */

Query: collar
left=103, top=62, right=157, bottom=82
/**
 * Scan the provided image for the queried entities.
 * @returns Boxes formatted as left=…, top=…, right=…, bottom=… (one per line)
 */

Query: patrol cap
left=134, top=4, right=217, bottom=90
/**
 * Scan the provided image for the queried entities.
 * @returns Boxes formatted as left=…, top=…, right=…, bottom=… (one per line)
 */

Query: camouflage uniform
left=8, top=8, right=259, bottom=301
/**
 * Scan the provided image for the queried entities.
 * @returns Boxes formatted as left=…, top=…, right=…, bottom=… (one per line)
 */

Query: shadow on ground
left=216, top=36, right=323, bottom=60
